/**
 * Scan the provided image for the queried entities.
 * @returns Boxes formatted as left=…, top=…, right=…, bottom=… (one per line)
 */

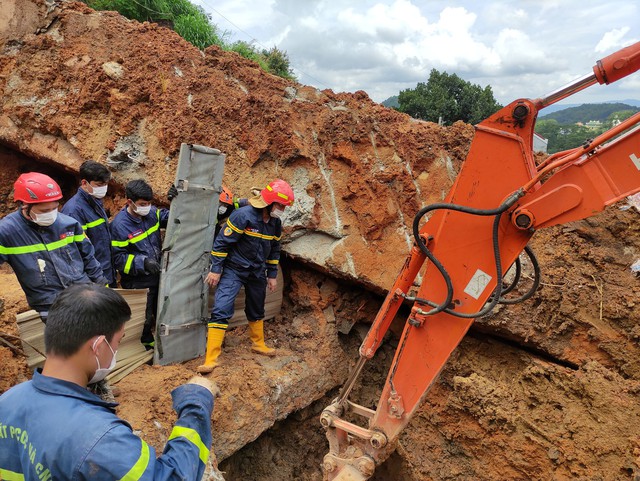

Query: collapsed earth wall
left=1, top=2, right=640, bottom=480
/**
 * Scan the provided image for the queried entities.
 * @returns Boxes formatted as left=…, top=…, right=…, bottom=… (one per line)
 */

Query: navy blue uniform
left=0, top=370, right=214, bottom=481
left=0, top=210, right=106, bottom=316
left=110, top=206, right=169, bottom=342
left=61, top=187, right=116, bottom=285
left=210, top=205, right=281, bottom=323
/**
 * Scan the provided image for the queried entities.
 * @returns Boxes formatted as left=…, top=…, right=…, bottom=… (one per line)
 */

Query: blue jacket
left=0, top=210, right=107, bottom=313
left=110, top=205, right=169, bottom=288
left=0, top=370, right=214, bottom=481
left=61, top=188, right=116, bottom=284
left=210, top=205, right=281, bottom=279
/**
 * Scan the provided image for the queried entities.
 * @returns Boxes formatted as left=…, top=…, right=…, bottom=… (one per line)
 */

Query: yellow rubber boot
left=248, top=320, right=276, bottom=357
left=197, top=324, right=226, bottom=374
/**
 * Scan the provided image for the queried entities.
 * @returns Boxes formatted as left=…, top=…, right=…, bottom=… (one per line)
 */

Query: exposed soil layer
left=1, top=2, right=640, bottom=481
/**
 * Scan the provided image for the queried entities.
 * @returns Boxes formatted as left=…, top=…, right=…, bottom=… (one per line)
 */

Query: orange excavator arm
left=321, top=41, right=640, bottom=480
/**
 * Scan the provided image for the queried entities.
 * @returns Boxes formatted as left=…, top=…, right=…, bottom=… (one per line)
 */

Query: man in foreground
left=0, top=283, right=219, bottom=481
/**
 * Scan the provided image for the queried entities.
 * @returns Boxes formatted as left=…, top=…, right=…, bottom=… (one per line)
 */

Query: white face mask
left=218, top=205, right=228, bottom=216
left=270, top=207, right=284, bottom=219
left=31, top=209, right=58, bottom=226
left=90, top=185, right=108, bottom=199
left=133, top=203, right=152, bottom=216
left=89, top=336, right=117, bottom=384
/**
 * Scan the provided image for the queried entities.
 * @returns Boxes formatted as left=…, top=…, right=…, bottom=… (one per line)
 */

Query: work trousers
left=142, top=284, right=159, bottom=340
left=211, top=266, right=267, bottom=323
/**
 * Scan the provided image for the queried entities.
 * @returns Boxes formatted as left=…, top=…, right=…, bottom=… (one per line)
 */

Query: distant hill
left=618, top=99, right=640, bottom=107
left=538, top=104, right=581, bottom=116
left=539, top=102, right=639, bottom=123
left=381, top=96, right=399, bottom=108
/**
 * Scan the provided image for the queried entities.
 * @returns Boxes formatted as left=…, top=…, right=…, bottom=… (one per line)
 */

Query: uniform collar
left=32, top=369, right=118, bottom=411
left=249, top=205, right=276, bottom=225
left=121, top=205, right=143, bottom=223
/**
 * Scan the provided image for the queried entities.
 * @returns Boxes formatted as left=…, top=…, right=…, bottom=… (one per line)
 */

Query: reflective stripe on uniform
left=82, top=218, right=106, bottom=230
left=225, top=219, right=243, bottom=234
left=167, top=426, right=209, bottom=464
left=123, top=254, right=135, bottom=274
left=210, top=250, right=227, bottom=258
left=0, top=468, right=25, bottom=481
left=111, top=211, right=160, bottom=248
left=243, top=230, right=280, bottom=241
left=0, top=235, right=86, bottom=256
left=118, top=439, right=150, bottom=481
left=266, top=259, right=279, bottom=265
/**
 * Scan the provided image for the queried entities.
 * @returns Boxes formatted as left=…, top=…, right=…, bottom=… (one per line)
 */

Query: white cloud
left=595, top=27, right=631, bottom=53
left=199, top=0, right=640, bottom=105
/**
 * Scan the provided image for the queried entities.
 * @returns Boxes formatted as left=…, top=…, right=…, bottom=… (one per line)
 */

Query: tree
left=397, top=69, right=502, bottom=125
left=262, top=47, right=296, bottom=80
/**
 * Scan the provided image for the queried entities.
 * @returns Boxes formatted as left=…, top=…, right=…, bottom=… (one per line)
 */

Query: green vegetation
left=540, top=102, right=639, bottom=124
left=535, top=105, right=638, bottom=153
left=396, top=69, right=502, bottom=125
left=83, top=0, right=295, bottom=79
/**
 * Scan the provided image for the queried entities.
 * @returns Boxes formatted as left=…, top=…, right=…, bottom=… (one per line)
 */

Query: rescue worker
left=197, top=179, right=294, bottom=374
left=215, top=184, right=248, bottom=236
left=61, top=160, right=116, bottom=286
left=110, top=179, right=169, bottom=348
left=0, top=283, right=219, bottom=481
left=0, top=172, right=107, bottom=322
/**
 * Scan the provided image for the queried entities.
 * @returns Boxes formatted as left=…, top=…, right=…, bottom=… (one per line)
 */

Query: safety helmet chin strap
left=19, top=202, right=33, bottom=218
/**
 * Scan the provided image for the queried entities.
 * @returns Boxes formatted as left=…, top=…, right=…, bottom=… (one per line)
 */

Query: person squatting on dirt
left=110, top=179, right=169, bottom=349
left=0, top=283, right=219, bottom=481
left=61, top=160, right=117, bottom=286
left=0, top=172, right=107, bottom=322
left=197, top=179, right=294, bottom=374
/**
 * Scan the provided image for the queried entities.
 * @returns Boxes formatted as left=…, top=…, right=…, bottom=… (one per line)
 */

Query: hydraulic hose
left=498, top=245, right=541, bottom=305
left=410, top=190, right=531, bottom=319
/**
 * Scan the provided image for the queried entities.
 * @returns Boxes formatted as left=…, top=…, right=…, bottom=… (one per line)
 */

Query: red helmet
left=14, top=172, right=63, bottom=204
left=220, top=184, right=233, bottom=204
left=260, top=179, right=294, bottom=206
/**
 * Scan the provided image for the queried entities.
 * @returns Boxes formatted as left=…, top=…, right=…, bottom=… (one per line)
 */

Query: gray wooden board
left=154, top=144, right=225, bottom=365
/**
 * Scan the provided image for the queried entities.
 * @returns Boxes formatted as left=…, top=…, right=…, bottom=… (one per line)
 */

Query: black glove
left=167, top=184, right=179, bottom=201
left=144, top=257, right=161, bottom=275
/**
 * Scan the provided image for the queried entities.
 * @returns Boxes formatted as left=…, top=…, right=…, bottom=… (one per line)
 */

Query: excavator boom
left=321, top=41, right=640, bottom=480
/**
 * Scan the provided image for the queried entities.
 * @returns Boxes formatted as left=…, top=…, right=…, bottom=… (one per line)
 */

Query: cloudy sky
left=193, top=0, right=639, bottom=108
